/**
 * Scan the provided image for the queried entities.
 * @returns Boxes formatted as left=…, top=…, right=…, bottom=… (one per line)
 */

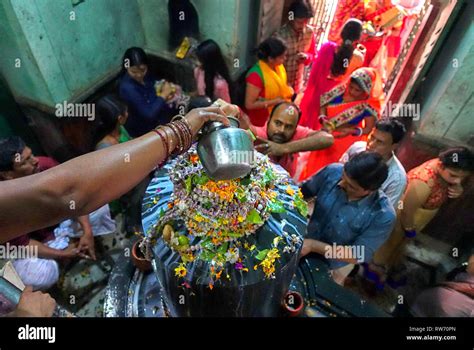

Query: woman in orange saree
left=299, top=67, right=384, bottom=181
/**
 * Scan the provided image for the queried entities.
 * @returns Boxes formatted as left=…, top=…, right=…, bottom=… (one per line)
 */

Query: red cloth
left=300, top=133, right=368, bottom=181
left=254, top=123, right=312, bottom=177
left=244, top=72, right=268, bottom=127
left=361, top=36, right=384, bottom=67
left=36, top=156, right=59, bottom=172
left=299, top=42, right=340, bottom=130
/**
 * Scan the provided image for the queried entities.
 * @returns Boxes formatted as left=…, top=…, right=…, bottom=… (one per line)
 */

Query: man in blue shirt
left=339, top=118, right=407, bottom=209
left=300, top=151, right=396, bottom=285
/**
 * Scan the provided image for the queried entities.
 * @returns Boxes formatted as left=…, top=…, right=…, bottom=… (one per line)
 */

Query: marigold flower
left=174, top=264, right=187, bottom=278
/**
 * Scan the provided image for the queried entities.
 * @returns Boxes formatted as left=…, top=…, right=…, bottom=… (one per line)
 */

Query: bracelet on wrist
left=404, top=229, right=417, bottom=238
left=153, top=118, right=193, bottom=166
left=352, top=127, right=363, bottom=137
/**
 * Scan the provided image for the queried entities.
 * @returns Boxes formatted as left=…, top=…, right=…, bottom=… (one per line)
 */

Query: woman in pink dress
left=299, top=19, right=365, bottom=130
left=194, top=39, right=232, bottom=103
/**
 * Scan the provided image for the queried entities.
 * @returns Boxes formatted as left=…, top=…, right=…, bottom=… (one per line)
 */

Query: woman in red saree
left=299, top=19, right=366, bottom=130
left=299, top=67, right=384, bottom=181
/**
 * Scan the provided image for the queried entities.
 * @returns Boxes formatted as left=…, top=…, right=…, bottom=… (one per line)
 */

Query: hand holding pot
left=184, top=106, right=230, bottom=139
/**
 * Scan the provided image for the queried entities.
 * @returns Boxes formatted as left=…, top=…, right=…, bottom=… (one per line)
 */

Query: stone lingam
left=140, top=147, right=307, bottom=317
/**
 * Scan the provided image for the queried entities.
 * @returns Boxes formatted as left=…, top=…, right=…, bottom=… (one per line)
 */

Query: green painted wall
left=418, top=1, right=474, bottom=146
left=0, top=0, right=259, bottom=110
left=0, top=0, right=146, bottom=109
left=137, top=0, right=259, bottom=78
left=0, top=1, right=53, bottom=108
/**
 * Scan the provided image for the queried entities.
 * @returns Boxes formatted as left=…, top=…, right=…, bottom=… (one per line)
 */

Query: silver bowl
left=197, top=117, right=255, bottom=181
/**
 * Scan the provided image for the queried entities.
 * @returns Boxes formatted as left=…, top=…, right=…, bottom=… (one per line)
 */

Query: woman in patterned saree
left=299, top=18, right=365, bottom=130
left=299, top=67, right=384, bottom=181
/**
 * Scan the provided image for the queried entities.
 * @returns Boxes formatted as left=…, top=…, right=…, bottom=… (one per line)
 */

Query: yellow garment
left=373, top=207, right=439, bottom=269
left=258, top=60, right=293, bottom=113
left=346, top=45, right=366, bottom=77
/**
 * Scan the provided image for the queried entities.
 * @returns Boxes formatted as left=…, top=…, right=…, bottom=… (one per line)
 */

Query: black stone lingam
left=141, top=155, right=307, bottom=317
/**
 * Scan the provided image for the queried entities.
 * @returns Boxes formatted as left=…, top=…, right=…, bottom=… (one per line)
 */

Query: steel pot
left=197, top=116, right=254, bottom=181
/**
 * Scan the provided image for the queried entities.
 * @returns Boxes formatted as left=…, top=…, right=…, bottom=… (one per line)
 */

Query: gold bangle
left=171, top=114, right=184, bottom=122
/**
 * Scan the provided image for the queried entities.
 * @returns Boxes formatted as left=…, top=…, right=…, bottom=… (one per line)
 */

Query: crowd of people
left=0, top=0, right=472, bottom=317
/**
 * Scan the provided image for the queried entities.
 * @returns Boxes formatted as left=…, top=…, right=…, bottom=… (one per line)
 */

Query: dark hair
left=288, top=0, right=314, bottom=19
left=94, top=95, right=127, bottom=145
left=269, top=102, right=301, bottom=122
left=196, top=39, right=232, bottom=99
left=331, top=19, right=363, bottom=77
left=122, top=47, right=148, bottom=71
left=344, top=151, right=388, bottom=191
left=256, top=37, right=287, bottom=60
left=375, top=118, right=406, bottom=144
left=439, top=147, right=474, bottom=172
left=0, top=136, right=26, bottom=172
left=187, top=95, right=212, bottom=111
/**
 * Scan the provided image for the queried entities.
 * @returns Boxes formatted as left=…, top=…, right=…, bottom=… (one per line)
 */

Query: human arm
left=300, top=238, right=359, bottom=264
left=299, top=165, right=333, bottom=199
left=254, top=131, right=334, bottom=157
left=29, top=239, right=79, bottom=260
left=0, top=107, right=228, bottom=242
left=299, top=32, right=316, bottom=64
left=244, top=76, right=285, bottom=111
left=361, top=116, right=376, bottom=135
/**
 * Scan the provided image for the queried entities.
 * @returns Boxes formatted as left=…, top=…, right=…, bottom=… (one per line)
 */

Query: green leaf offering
left=200, top=249, right=215, bottom=262
left=185, top=176, right=192, bottom=194
left=200, top=237, right=214, bottom=251
left=235, top=188, right=247, bottom=203
left=217, top=242, right=229, bottom=255
left=193, top=174, right=209, bottom=186
left=225, top=231, right=243, bottom=238
left=294, top=196, right=308, bottom=217
left=178, top=235, right=190, bottom=247
left=240, top=175, right=251, bottom=186
left=263, top=169, right=275, bottom=185
left=246, top=209, right=264, bottom=224
left=256, top=249, right=269, bottom=261
left=267, top=199, right=286, bottom=213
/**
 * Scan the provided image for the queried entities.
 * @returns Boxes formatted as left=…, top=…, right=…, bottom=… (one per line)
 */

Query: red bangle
left=176, top=120, right=192, bottom=149
left=237, top=107, right=244, bottom=119
left=167, top=122, right=183, bottom=154
left=153, top=128, right=169, bottom=165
